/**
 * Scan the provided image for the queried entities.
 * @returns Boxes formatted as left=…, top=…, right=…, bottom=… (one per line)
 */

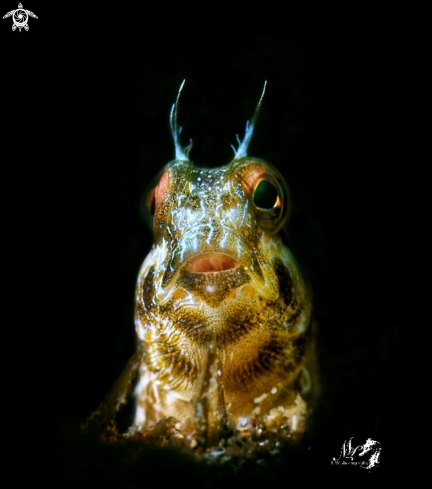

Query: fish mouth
left=153, top=226, right=279, bottom=304
left=185, top=253, right=239, bottom=273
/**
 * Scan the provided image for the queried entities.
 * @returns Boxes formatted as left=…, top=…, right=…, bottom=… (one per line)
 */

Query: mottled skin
left=86, top=85, right=315, bottom=442
left=134, top=156, right=313, bottom=438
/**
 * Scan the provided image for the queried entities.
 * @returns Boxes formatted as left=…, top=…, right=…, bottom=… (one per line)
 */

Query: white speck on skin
left=209, top=449, right=225, bottom=458
left=254, top=392, right=268, bottom=404
left=271, top=387, right=277, bottom=394
left=238, top=417, right=248, bottom=428
left=278, top=405, right=285, bottom=413
left=217, top=370, right=221, bottom=376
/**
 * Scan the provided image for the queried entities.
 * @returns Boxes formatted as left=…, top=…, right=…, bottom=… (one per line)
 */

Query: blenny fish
left=87, top=82, right=316, bottom=447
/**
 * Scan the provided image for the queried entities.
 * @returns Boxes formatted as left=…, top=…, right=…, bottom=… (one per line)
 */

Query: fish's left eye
left=236, top=160, right=289, bottom=234
left=253, top=180, right=279, bottom=210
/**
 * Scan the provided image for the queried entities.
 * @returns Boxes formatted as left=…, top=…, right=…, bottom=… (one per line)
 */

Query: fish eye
left=147, top=187, right=157, bottom=216
left=253, top=180, right=280, bottom=210
left=141, top=168, right=170, bottom=231
left=143, top=170, right=169, bottom=217
left=141, top=184, right=157, bottom=231
left=234, top=159, right=289, bottom=234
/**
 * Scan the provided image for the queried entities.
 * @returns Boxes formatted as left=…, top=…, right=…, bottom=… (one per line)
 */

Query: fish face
left=142, top=157, right=290, bottom=307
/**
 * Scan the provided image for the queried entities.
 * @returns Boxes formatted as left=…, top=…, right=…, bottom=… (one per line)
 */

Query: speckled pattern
left=133, top=152, right=315, bottom=438
left=87, top=89, right=316, bottom=445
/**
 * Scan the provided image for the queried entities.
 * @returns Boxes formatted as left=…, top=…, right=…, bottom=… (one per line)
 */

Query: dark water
left=3, top=9, right=398, bottom=486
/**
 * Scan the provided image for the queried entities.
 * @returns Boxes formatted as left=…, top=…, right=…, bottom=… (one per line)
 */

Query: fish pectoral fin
left=82, top=346, right=143, bottom=436
left=193, top=342, right=228, bottom=445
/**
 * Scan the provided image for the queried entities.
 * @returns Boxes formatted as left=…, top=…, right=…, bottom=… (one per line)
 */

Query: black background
left=3, top=5, right=399, bottom=487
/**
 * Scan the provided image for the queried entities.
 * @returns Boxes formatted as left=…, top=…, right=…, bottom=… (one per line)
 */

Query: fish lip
left=153, top=225, right=279, bottom=304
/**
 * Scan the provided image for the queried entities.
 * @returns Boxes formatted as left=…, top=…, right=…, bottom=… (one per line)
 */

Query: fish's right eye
left=142, top=169, right=169, bottom=229
left=147, top=186, right=157, bottom=216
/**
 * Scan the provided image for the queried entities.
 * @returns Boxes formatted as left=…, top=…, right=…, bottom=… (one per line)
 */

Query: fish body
left=87, top=83, right=316, bottom=442
left=132, top=84, right=314, bottom=439
left=135, top=156, right=312, bottom=435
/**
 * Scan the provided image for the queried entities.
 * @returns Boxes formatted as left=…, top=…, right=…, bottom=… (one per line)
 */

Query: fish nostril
left=186, top=253, right=238, bottom=273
